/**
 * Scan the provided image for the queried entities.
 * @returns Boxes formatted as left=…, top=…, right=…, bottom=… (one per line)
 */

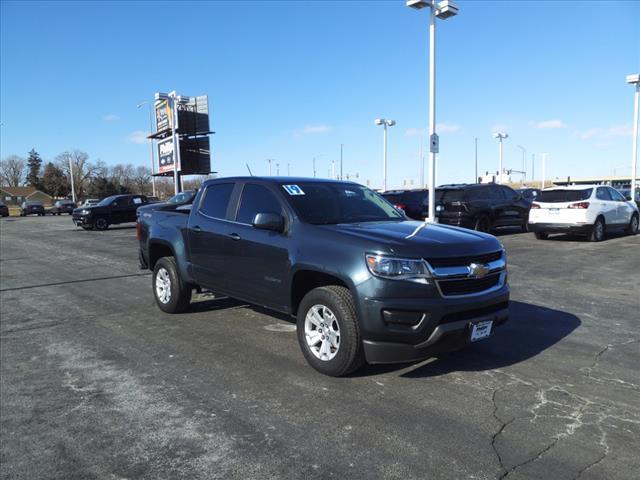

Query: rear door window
left=596, top=187, right=612, bottom=201
left=199, top=183, right=235, bottom=219
left=236, top=184, right=282, bottom=224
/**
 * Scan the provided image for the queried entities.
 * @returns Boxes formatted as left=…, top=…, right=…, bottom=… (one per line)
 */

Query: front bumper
left=528, top=222, right=592, bottom=234
left=358, top=284, right=510, bottom=364
left=72, top=214, right=92, bottom=226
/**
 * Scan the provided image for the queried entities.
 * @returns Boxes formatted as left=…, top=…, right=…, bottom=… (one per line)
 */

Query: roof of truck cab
left=202, top=176, right=360, bottom=185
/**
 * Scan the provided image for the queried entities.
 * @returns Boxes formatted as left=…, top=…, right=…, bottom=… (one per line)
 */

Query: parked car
left=515, top=188, right=541, bottom=206
left=0, top=202, right=9, bottom=217
left=528, top=185, right=639, bottom=241
left=20, top=201, right=45, bottom=216
left=435, top=183, right=530, bottom=232
left=136, top=190, right=197, bottom=216
left=72, top=194, right=149, bottom=230
left=50, top=199, right=76, bottom=215
left=80, top=199, right=100, bottom=207
left=138, top=177, right=509, bottom=376
left=380, top=189, right=428, bottom=220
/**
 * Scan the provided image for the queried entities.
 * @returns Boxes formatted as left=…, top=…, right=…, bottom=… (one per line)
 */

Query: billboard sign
left=155, top=99, right=172, bottom=133
left=157, top=137, right=176, bottom=173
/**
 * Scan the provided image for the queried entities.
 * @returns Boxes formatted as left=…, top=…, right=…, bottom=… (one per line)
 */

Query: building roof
left=0, top=186, right=52, bottom=198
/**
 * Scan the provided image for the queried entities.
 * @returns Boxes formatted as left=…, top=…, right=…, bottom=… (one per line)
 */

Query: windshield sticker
left=283, top=185, right=305, bottom=196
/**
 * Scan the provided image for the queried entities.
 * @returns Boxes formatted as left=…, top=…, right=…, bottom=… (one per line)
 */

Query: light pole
left=516, top=145, right=526, bottom=181
left=137, top=101, right=157, bottom=197
left=267, top=158, right=274, bottom=175
left=407, top=0, right=459, bottom=221
left=287, top=163, right=290, bottom=176
left=276, top=163, right=280, bottom=175
left=68, top=156, right=76, bottom=203
left=312, top=155, right=324, bottom=178
left=493, top=132, right=509, bottom=183
left=474, top=137, right=478, bottom=183
left=340, top=144, right=344, bottom=180
left=374, top=118, right=396, bottom=191
left=627, top=73, right=639, bottom=201
left=541, top=153, right=548, bottom=189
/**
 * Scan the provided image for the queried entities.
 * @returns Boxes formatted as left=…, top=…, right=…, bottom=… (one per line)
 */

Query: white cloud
left=128, top=130, right=149, bottom=144
left=531, top=119, right=566, bottom=129
left=302, top=124, right=330, bottom=134
left=405, top=123, right=459, bottom=136
left=103, top=114, right=120, bottom=122
left=576, top=124, right=632, bottom=140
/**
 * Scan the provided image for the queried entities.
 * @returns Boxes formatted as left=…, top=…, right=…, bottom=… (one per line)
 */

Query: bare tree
left=0, top=155, right=27, bottom=187
left=132, top=165, right=152, bottom=195
left=110, top=163, right=136, bottom=192
left=55, top=150, right=103, bottom=198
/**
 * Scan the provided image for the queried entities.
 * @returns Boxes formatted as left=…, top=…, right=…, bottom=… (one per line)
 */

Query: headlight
left=80, top=209, right=90, bottom=215
left=365, top=254, right=432, bottom=284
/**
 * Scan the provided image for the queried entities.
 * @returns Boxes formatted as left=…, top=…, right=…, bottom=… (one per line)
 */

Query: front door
left=225, top=183, right=291, bottom=311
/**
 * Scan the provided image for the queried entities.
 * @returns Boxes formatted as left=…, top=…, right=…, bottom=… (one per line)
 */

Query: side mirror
left=252, top=212, right=284, bottom=232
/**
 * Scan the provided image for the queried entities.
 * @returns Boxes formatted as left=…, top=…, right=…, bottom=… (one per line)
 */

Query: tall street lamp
left=493, top=132, right=509, bottom=183
left=627, top=73, right=639, bottom=200
left=374, top=118, right=396, bottom=191
left=516, top=145, right=526, bottom=181
left=407, top=0, right=459, bottom=222
left=137, top=101, right=157, bottom=197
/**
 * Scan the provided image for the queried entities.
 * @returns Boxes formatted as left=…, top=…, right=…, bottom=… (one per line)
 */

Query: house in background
left=0, top=186, right=53, bottom=205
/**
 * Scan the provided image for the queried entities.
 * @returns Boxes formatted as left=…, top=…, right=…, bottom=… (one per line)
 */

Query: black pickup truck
left=138, top=177, right=509, bottom=376
left=73, top=194, right=148, bottom=230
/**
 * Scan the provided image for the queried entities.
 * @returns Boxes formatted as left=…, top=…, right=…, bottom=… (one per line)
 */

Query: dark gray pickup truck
left=137, top=177, right=509, bottom=376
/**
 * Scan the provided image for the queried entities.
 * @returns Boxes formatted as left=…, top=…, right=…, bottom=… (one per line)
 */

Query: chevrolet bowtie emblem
left=468, top=262, right=490, bottom=278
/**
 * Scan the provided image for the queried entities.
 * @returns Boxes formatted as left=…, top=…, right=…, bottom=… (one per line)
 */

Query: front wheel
left=474, top=215, right=491, bottom=233
left=153, top=256, right=192, bottom=313
left=296, top=286, right=364, bottom=377
left=94, top=217, right=109, bottom=231
left=589, top=217, right=605, bottom=242
left=625, top=213, right=638, bottom=235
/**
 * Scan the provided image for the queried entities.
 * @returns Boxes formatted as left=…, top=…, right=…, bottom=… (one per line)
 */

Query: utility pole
left=474, top=137, right=478, bottom=183
left=419, top=137, right=424, bottom=187
left=68, top=156, right=76, bottom=203
left=267, top=158, right=273, bottom=175
left=541, top=153, right=547, bottom=189
left=287, top=163, right=290, bottom=176
left=340, top=144, right=343, bottom=180
left=276, top=163, right=280, bottom=175
left=313, top=157, right=316, bottom=178
left=532, top=153, right=535, bottom=182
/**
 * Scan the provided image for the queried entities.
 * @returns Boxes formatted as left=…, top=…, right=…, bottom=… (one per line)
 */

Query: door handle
left=229, top=233, right=241, bottom=241
left=192, top=225, right=202, bottom=233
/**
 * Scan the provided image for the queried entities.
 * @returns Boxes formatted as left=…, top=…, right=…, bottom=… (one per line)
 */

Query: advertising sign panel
left=155, top=99, right=172, bottom=133
left=157, top=137, right=176, bottom=173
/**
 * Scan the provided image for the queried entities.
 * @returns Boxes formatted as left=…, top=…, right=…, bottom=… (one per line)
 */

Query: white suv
left=528, top=185, right=639, bottom=241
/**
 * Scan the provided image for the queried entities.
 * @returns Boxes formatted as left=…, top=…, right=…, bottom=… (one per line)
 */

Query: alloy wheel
left=304, top=304, right=340, bottom=361
left=155, top=267, right=172, bottom=304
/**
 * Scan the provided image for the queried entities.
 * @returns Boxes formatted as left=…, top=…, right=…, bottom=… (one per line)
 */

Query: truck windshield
left=282, top=182, right=404, bottom=225
left=538, top=189, right=592, bottom=203
left=97, top=196, right=117, bottom=206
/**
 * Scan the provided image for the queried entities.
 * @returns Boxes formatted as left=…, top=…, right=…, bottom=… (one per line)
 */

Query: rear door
left=130, top=196, right=146, bottom=222
left=595, top=187, right=616, bottom=224
left=225, top=182, right=291, bottom=310
left=187, top=183, right=236, bottom=292
left=488, top=186, right=509, bottom=226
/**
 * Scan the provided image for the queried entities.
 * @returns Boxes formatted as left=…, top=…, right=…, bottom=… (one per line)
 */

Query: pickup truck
left=138, top=177, right=509, bottom=376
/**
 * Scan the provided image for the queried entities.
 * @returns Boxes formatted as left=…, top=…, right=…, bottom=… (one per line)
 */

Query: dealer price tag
left=470, top=320, right=493, bottom=342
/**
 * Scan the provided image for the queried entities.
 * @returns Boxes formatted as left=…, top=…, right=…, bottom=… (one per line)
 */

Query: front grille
left=438, top=273, right=502, bottom=296
left=425, top=251, right=502, bottom=268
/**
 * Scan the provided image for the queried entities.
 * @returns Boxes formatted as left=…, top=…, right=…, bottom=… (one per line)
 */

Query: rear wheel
left=94, top=217, right=109, bottom=231
left=626, top=213, right=639, bottom=235
left=589, top=216, right=605, bottom=242
left=153, top=256, right=192, bottom=313
left=296, top=286, right=364, bottom=377
left=474, top=215, right=491, bottom=233
left=534, top=231, right=548, bottom=240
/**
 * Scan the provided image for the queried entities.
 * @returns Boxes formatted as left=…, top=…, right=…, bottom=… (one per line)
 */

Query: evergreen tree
left=41, top=162, right=70, bottom=197
left=26, top=149, right=43, bottom=188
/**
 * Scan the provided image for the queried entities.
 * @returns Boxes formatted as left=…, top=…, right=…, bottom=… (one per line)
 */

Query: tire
left=296, top=285, right=365, bottom=377
left=534, top=231, right=548, bottom=240
left=625, top=213, right=639, bottom=235
left=589, top=216, right=605, bottom=242
left=474, top=214, right=491, bottom=233
left=152, top=256, right=192, bottom=313
left=94, top=216, right=109, bottom=231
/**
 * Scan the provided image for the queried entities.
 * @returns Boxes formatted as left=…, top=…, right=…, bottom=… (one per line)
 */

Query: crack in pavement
left=0, top=272, right=150, bottom=292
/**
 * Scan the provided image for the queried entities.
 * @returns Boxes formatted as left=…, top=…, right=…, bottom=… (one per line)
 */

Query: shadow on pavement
left=356, top=300, right=581, bottom=378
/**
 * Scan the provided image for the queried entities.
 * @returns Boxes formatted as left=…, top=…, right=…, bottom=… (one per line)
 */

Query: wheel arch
left=290, top=268, right=354, bottom=316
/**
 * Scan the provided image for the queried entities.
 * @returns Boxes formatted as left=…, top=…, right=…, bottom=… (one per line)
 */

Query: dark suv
left=435, top=184, right=530, bottom=232
left=72, top=194, right=148, bottom=230
left=51, top=199, right=76, bottom=215
left=380, top=189, right=429, bottom=220
left=20, top=201, right=45, bottom=216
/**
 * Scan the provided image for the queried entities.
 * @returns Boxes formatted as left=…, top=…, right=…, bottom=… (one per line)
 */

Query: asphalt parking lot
left=1, top=215, right=639, bottom=480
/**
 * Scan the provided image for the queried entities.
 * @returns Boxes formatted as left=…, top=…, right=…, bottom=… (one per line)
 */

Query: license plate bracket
left=470, top=320, right=493, bottom=342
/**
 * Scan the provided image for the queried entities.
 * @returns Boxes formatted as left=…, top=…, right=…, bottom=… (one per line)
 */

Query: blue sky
left=1, top=0, right=639, bottom=188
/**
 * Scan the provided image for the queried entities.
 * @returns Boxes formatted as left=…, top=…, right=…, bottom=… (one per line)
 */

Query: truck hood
left=325, top=220, right=501, bottom=258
